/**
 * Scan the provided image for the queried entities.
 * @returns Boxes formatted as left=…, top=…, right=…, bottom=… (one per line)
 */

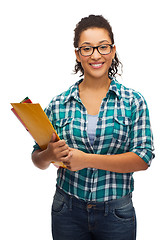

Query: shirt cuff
left=131, top=148, right=155, bottom=167
left=32, top=142, right=41, bottom=154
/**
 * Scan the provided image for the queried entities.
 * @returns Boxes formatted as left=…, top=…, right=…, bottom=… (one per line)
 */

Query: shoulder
left=114, top=78, right=147, bottom=107
left=49, top=79, right=82, bottom=106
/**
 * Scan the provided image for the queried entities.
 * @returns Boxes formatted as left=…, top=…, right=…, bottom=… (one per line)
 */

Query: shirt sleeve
left=129, top=93, right=155, bottom=166
left=31, top=100, right=53, bottom=154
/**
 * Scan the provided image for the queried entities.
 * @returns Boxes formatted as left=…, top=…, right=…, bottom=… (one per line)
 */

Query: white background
left=1, top=0, right=167, bottom=239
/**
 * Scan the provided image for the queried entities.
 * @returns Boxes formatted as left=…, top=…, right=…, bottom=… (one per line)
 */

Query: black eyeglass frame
left=76, top=44, right=115, bottom=57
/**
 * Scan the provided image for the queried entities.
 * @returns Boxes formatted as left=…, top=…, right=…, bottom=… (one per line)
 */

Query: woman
left=32, top=15, right=154, bottom=240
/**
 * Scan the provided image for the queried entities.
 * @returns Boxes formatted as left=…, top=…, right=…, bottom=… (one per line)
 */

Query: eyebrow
left=99, top=40, right=110, bottom=44
left=81, top=40, right=110, bottom=46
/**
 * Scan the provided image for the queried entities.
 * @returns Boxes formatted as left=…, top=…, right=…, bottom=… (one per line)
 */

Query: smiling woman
left=32, top=14, right=155, bottom=240
left=75, top=28, right=116, bottom=82
left=74, top=15, right=122, bottom=77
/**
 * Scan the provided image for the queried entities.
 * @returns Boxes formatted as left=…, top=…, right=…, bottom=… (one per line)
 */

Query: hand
left=62, top=148, right=88, bottom=171
left=46, top=133, right=71, bottom=163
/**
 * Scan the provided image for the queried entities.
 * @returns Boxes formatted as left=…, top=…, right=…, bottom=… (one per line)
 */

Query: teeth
left=91, top=63, right=102, bottom=67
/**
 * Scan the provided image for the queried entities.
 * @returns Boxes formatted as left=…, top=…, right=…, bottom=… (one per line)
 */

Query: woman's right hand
left=32, top=133, right=71, bottom=170
left=46, top=133, right=70, bottom=163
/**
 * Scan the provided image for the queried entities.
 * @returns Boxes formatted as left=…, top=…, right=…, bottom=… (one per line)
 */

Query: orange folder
left=11, top=98, right=66, bottom=168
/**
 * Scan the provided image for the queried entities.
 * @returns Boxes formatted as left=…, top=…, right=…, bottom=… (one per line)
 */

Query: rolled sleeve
left=129, top=93, right=155, bottom=166
left=32, top=142, right=40, bottom=154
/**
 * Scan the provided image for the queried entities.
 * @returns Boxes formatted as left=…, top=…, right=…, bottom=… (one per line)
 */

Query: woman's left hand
left=62, top=148, right=88, bottom=171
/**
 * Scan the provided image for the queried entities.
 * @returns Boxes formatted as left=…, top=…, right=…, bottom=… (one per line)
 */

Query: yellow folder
left=11, top=99, right=66, bottom=168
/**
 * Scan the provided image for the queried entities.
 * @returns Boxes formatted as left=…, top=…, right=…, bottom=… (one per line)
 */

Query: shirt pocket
left=113, top=116, right=132, bottom=143
left=54, top=117, right=73, bottom=140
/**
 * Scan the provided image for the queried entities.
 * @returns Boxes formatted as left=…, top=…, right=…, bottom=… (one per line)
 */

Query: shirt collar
left=108, top=77, right=121, bottom=99
left=62, top=77, right=121, bottom=104
left=62, top=79, right=82, bottom=104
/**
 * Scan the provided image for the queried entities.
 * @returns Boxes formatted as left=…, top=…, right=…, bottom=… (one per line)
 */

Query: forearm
left=32, top=149, right=52, bottom=170
left=85, top=152, right=148, bottom=173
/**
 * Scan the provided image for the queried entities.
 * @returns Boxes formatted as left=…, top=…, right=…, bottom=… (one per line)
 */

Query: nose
left=91, top=48, right=101, bottom=59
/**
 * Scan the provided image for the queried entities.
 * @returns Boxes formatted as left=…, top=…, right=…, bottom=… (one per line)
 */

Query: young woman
left=32, top=15, right=155, bottom=240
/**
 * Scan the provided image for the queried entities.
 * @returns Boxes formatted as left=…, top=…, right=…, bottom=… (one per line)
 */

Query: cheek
left=105, top=55, right=113, bottom=64
left=79, top=57, right=89, bottom=68
left=106, top=56, right=114, bottom=69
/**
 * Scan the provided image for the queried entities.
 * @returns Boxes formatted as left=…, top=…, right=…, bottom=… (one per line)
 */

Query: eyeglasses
left=76, top=44, right=114, bottom=57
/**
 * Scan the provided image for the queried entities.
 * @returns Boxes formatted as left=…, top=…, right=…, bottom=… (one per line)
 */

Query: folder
left=11, top=97, right=66, bottom=168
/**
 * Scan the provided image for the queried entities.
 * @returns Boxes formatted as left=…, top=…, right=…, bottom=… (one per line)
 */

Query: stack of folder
left=11, top=97, right=66, bottom=168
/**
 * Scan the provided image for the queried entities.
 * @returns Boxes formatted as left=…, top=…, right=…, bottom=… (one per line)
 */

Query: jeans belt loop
left=104, top=201, right=109, bottom=216
left=69, top=196, right=73, bottom=211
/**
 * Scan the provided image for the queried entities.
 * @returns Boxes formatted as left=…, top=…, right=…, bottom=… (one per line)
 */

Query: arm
left=32, top=133, right=71, bottom=170
left=86, top=151, right=148, bottom=172
left=32, top=148, right=53, bottom=170
left=63, top=149, right=148, bottom=172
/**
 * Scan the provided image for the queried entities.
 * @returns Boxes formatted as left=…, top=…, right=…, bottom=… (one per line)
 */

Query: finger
left=49, top=140, right=67, bottom=150
left=58, top=144, right=69, bottom=151
left=54, top=145, right=69, bottom=157
left=61, top=152, right=72, bottom=163
left=50, top=132, right=57, bottom=142
left=56, top=140, right=67, bottom=147
left=66, top=166, right=71, bottom=170
left=62, top=160, right=70, bottom=166
left=57, top=149, right=69, bottom=158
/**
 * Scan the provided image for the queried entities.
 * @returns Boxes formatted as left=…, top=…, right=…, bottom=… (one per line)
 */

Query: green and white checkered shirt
left=33, top=77, right=155, bottom=202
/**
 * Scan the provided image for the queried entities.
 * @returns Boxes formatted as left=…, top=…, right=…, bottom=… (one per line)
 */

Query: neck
left=80, top=75, right=111, bottom=92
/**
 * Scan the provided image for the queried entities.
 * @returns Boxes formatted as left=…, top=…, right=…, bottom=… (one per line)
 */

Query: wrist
left=38, top=149, right=52, bottom=163
left=84, top=153, right=107, bottom=170
left=85, top=153, right=94, bottom=168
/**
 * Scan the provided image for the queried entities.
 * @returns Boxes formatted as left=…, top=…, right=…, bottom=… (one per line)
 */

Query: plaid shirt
left=33, top=77, right=155, bottom=202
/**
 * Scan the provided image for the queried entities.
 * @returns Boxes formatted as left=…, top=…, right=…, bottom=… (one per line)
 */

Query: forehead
left=79, top=28, right=111, bottom=45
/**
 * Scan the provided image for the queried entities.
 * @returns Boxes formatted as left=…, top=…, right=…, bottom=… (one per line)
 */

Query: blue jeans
left=52, top=186, right=136, bottom=240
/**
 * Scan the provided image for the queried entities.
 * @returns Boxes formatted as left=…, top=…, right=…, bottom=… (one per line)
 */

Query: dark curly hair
left=73, top=15, right=122, bottom=77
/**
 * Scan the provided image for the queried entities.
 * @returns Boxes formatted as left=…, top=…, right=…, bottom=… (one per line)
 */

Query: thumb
left=50, top=132, right=57, bottom=142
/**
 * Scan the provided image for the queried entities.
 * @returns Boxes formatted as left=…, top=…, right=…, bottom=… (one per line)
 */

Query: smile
left=89, top=63, right=104, bottom=69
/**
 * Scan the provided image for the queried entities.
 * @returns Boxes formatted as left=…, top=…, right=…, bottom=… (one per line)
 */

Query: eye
left=82, top=46, right=92, bottom=52
left=99, top=45, right=108, bottom=50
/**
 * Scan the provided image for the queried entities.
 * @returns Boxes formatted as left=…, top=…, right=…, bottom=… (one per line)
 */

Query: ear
left=75, top=49, right=81, bottom=63
left=112, top=45, right=116, bottom=59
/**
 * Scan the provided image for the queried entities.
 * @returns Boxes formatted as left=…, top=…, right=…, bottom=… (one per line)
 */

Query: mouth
left=89, top=62, right=104, bottom=69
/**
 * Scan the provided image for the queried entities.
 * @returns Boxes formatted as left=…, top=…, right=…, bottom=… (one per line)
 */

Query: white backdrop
left=1, top=0, right=167, bottom=239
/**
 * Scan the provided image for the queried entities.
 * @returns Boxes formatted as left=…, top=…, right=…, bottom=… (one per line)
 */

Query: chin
left=88, top=70, right=109, bottom=80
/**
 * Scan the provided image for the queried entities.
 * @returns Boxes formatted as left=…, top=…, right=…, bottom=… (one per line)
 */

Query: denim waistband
left=56, top=185, right=132, bottom=213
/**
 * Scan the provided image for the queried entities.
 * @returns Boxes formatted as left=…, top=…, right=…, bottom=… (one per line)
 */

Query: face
left=75, top=27, right=116, bottom=80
